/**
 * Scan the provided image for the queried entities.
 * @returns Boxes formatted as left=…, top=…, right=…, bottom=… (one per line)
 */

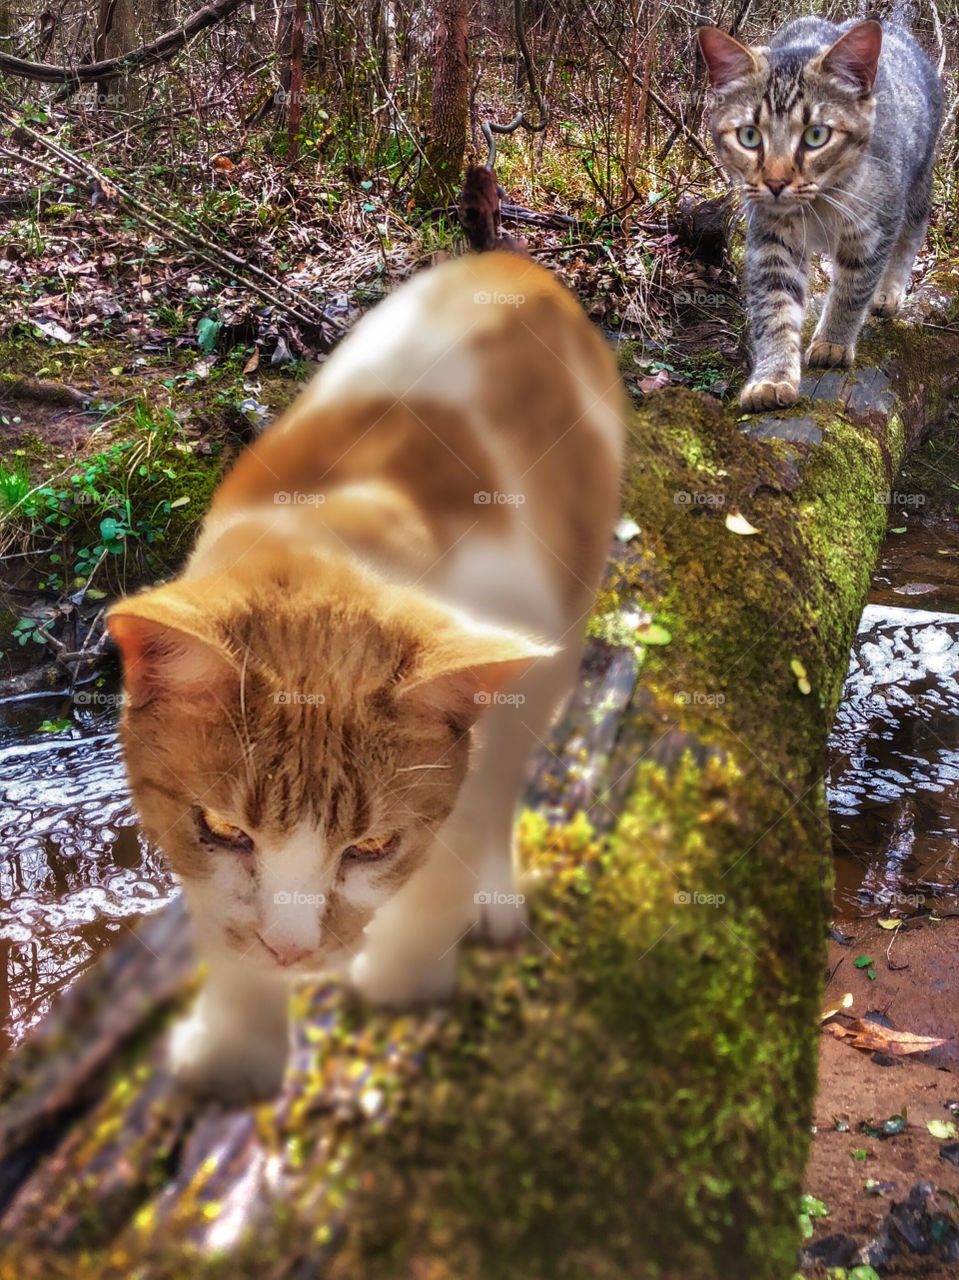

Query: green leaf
left=38, top=718, right=71, bottom=734
left=800, top=1194, right=828, bottom=1217
left=197, top=316, right=222, bottom=353
left=926, top=1119, right=957, bottom=1140
left=636, top=623, right=671, bottom=646
left=170, top=495, right=190, bottom=508
left=849, top=1268, right=881, bottom=1280
left=853, top=954, right=873, bottom=969
left=889, top=526, right=907, bottom=534
left=851, top=1148, right=869, bottom=1160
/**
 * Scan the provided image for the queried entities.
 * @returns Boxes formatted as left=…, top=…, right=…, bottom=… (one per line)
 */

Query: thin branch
left=581, top=2, right=722, bottom=176
left=0, top=0, right=246, bottom=86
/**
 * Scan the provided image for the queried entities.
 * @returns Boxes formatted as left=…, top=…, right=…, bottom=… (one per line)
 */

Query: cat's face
left=108, top=555, right=547, bottom=976
left=698, top=21, right=881, bottom=211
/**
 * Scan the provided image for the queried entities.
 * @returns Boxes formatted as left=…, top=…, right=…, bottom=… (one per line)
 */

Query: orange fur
left=106, top=252, right=624, bottom=1100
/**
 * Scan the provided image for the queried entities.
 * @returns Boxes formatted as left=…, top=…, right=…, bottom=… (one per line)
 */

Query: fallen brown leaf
left=825, top=1017, right=948, bottom=1056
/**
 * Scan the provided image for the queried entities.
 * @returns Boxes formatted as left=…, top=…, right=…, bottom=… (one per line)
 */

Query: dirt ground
left=802, top=915, right=959, bottom=1275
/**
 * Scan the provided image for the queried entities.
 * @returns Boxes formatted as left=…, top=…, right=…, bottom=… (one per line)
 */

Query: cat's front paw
left=806, top=339, right=854, bottom=369
left=169, top=1015, right=287, bottom=1104
left=740, top=378, right=799, bottom=412
left=870, top=288, right=902, bottom=318
left=350, top=948, right=457, bottom=1009
left=475, top=891, right=530, bottom=945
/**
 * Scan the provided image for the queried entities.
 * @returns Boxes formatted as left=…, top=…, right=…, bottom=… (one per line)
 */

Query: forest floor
left=803, top=917, right=959, bottom=1277
left=1, top=167, right=959, bottom=1275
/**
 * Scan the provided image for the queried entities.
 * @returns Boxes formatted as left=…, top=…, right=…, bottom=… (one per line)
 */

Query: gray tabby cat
left=697, top=18, right=942, bottom=411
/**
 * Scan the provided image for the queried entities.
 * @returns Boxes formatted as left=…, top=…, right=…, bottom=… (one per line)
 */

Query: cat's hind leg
left=808, top=224, right=896, bottom=369
left=870, top=175, right=932, bottom=317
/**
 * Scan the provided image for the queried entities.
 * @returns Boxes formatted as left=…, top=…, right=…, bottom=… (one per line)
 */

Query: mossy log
left=1, top=282, right=957, bottom=1280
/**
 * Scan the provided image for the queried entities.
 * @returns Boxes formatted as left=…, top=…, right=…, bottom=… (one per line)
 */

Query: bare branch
left=482, top=0, right=549, bottom=167
left=0, top=0, right=245, bottom=87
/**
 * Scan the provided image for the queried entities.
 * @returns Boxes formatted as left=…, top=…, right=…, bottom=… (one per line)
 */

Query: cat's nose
left=258, top=934, right=314, bottom=966
left=765, top=178, right=789, bottom=198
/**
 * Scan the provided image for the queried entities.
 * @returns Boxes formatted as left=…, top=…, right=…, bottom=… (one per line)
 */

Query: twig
left=67, top=609, right=109, bottom=688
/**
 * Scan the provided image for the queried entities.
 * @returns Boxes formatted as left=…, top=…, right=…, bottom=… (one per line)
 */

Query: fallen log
left=0, top=276, right=957, bottom=1280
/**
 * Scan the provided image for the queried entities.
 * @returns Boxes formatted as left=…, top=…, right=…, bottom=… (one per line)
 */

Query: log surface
left=1, top=280, right=957, bottom=1280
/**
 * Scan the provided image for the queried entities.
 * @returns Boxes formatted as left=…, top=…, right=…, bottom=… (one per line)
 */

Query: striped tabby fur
left=698, top=18, right=942, bottom=411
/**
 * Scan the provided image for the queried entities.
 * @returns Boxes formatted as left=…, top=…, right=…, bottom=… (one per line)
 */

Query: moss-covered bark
left=1, top=293, right=957, bottom=1280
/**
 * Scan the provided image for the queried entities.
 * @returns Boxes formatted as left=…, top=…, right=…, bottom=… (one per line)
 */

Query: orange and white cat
left=108, top=252, right=624, bottom=1101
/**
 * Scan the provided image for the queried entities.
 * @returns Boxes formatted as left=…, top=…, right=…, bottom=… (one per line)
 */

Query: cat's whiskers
left=822, top=184, right=887, bottom=216
left=803, top=200, right=833, bottom=249
left=393, top=764, right=453, bottom=773
left=815, top=192, right=871, bottom=236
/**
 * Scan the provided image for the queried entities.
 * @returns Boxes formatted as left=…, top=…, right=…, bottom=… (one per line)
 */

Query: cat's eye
left=802, top=124, right=831, bottom=148
left=736, top=125, right=762, bottom=150
left=343, top=832, right=400, bottom=862
left=196, top=807, right=253, bottom=852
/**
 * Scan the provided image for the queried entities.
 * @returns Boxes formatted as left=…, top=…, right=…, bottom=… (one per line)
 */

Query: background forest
left=0, top=1, right=956, bottom=350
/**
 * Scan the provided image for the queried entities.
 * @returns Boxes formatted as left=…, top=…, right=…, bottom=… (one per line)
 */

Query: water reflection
left=828, top=605, right=959, bottom=919
left=0, top=689, right=176, bottom=1052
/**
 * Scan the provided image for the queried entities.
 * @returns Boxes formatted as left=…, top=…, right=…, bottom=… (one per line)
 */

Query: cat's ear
left=107, top=586, right=236, bottom=709
left=818, top=20, right=882, bottom=94
left=395, top=605, right=556, bottom=732
left=697, top=26, right=760, bottom=89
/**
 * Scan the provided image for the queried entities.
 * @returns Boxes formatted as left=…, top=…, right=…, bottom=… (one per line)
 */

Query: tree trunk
left=414, top=0, right=469, bottom=206
left=94, top=0, right=137, bottom=111
left=287, top=0, right=306, bottom=160
left=0, top=281, right=957, bottom=1279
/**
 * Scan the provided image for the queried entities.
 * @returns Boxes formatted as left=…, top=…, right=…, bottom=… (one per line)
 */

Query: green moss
left=0, top=313, right=946, bottom=1280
